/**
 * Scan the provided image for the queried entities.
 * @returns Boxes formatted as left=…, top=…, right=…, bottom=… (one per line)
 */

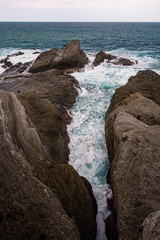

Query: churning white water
left=0, top=47, right=159, bottom=239
left=68, top=51, right=160, bottom=240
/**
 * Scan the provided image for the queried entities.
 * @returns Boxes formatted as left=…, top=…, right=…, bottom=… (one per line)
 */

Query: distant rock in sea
left=93, top=51, right=137, bottom=67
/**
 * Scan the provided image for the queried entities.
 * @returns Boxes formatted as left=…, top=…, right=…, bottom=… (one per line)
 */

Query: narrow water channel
left=67, top=53, right=143, bottom=239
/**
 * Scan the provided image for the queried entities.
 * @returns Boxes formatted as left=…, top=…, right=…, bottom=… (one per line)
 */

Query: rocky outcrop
left=0, top=40, right=97, bottom=240
left=0, top=57, right=12, bottom=68
left=93, top=51, right=137, bottom=67
left=29, top=40, right=88, bottom=73
left=93, top=51, right=117, bottom=66
left=105, top=70, right=160, bottom=240
left=0, top=90, right=81, bottom=240
left=0, top=88, right=97, bottom=240
left=0, top=61, right=32, bottom=78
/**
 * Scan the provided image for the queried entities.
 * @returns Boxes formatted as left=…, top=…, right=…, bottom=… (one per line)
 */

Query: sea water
left=0, top=22, right=160, bottom=239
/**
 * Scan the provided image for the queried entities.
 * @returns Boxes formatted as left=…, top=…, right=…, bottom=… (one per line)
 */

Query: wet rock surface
left=105, top=70, right=160, bottom=240
left=29, top=39, right=88, bottom=73
left=0, top=40, right=97, bottom=240
left=93, top=51, right=137, bottom=67
left=0, top=61, right=32, bottom=78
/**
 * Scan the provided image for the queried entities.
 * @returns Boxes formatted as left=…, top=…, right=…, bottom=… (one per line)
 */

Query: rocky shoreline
left=0, top=40, right=97, bottom=240
left=105, top=70, right=160, bottom=240
left=0, top=39, right=160, bottom=240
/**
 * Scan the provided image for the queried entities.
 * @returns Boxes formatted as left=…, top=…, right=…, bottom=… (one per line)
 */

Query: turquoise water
left=0, top=22, right=160, bottom=240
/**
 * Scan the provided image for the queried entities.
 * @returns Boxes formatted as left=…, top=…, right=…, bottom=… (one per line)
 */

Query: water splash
left=67, top=51, right=160, bottom=239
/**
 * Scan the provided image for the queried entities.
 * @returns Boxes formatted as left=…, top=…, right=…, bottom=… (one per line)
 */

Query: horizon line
left=0, top=21, right=160, bottom=23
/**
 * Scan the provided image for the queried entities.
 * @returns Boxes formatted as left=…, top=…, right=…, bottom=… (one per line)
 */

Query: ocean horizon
left=0, top=21, right=160, bottom=240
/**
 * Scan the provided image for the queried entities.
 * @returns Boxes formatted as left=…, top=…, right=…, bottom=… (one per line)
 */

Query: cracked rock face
left=29, top=39, right=88, bottom=73
left=105, top=70, right=160, bottom=240
left=0, top=90, right=80, bottom=240
left=0, top=84, right=97, bottom=240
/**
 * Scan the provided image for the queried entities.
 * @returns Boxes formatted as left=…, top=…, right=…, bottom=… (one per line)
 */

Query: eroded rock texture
left=29, top=39, right=88, bottom=73
left=0, top=89, right=97, bottom=240
left=0, top=41, right=97, bottom=240
left=105, top=70, right=160, bottom=240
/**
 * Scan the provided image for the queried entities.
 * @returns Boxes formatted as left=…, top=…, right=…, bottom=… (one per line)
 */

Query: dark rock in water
left=105, top=54, right=117, bottom=62
left=105, top=70, right=160, bottom=240
left=92, top=51, right=136, bottom=67
left=0, top=61, right=32, bottom=78
left=29, top=40, right=88, bottom=73
left=93, top=51, right=107, bottom=66
left=93, top=51, right=117, bottom=67
left=0, top=88, right=97, bottom=240
left=113, top=57, right=135, bottom=66
left=2, top=61, right=12, bottom=68
left=1, top=57, right=13, bottom=69
left=33, top=51, right=40, bottom=54
left=7, top=51, right=24, bottom=57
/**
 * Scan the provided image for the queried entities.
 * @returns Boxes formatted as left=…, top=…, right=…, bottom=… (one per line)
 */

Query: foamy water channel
left=68, top=52, right=160, bottom=240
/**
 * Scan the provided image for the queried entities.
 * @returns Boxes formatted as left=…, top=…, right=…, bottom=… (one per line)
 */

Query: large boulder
left=105, top=70, right=160, bottom=240
left=29, top=40, right=88, bottom=73
left=0, top=89, right=97, bottom=240
left=0, top=69, right=79, bottom=163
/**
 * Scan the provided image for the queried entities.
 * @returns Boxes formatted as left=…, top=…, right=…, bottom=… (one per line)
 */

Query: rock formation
left=93, top=51, right=137, bottom=67
left=29, top=39, right=88, bottom=73
left=0, top=40, right=97, bottom=240
left=0, top=61, right=32, bottom=78
left=105, top=70, right=160, bottom=240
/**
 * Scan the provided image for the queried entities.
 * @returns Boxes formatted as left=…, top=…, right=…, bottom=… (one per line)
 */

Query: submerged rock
left=7, top=51, right=24, bottom=57
left=113, top=57, right=135, bottom=66
left=29, top=39, right=88, bottom=73
left=105, top=70, right=160, bottom=240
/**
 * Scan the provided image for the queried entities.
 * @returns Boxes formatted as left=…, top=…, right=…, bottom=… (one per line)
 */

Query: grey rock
left=0, top=89, right=97, bottom=240
left=0, top=61, right=32, bottom=78
left=29, top=40, right=88, bottom=73
left=105, top=70, right=160, bottom=240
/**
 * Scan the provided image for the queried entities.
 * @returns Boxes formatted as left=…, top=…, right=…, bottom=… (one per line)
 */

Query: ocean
left=0, top=22, right=160, bottom=240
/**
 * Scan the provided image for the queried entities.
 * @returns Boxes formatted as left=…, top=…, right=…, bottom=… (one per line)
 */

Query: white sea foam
left=68, top=50, right=160, bottom=240
left=0, top=48, right=41, bottom=74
